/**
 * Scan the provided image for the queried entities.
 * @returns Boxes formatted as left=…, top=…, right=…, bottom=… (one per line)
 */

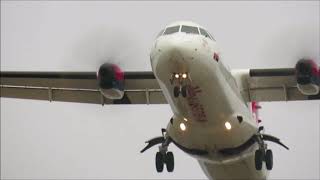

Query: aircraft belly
left=198, top=145, right=268, bottom=180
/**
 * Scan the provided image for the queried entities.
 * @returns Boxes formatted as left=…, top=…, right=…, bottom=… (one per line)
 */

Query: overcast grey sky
left=1, top=1, right=319, bottom=179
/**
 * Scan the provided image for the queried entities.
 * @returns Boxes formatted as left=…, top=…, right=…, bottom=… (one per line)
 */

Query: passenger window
left=163, top=26, right=180, bottom=35
left=181, top=25, right=199, bottom=34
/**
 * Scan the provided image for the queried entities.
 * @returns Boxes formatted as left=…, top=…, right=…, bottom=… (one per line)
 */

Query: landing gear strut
left=173, top=85, right=187, bottom=98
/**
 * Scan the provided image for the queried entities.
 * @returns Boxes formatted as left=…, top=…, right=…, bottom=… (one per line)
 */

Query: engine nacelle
left=295, top=59, right=319, bottom=95
left=97, top=63, right=124, bottom=99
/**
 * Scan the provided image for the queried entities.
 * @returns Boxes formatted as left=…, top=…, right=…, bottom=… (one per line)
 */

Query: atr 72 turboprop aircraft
left=1, top=21, right=319, bottom=180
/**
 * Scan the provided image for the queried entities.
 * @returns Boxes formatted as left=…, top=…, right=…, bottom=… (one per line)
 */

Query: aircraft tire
left=265, top=149, right=273, bottom=170
left=155, top=152, right=164, bottom=172
left=174, top=86, right=180, bottom=97
left=181, top=86, right=187, bottom=97
left=166, top=152, right=174, bottom=172
left=255, top=149, right=263, bottom=170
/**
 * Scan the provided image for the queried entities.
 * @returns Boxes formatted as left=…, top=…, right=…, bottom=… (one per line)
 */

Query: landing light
left=174, top=74, right=180, bottom=78
left=180, top=123, right=187, bottom=131
left=182, top=73, right=188, bottom=79
left=225, top=121, right=232, bottom=130
left=183, top=118, right=188, bottom=122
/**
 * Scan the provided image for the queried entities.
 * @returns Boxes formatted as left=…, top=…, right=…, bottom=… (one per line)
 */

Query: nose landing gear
left=171, top=73, right=189, bottom=98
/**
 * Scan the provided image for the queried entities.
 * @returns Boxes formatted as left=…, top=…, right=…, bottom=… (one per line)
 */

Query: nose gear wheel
left=181, top=85, right=187, bottom=97
left=173, top=86, right=180, bottom=97
left=173, top=85, right=188, bottom=98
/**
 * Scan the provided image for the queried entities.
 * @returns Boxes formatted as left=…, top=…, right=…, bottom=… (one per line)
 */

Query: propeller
left=70, top=26, right=143, bottom=71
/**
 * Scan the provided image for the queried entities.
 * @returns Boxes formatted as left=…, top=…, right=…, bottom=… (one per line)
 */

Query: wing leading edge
left=0, top=71, right=167, bottom=105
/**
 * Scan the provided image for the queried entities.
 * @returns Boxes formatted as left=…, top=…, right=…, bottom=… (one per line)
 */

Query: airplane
left=1, top=21, right=319, bottom=180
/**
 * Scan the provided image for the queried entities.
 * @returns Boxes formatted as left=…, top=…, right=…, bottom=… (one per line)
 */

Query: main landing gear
left=140, top=129, right=175, bottom=173
left=254, top=128, right=273, bottom=171
left=254, top=146, right=273, bottom=170
left=171, top=73, right=189, bottom=98
left=254, top=127, right=289, bottom=171
left=155, top=146, right=174, bottom=172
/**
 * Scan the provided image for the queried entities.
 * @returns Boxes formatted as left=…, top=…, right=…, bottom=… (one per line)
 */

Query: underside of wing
left=232, top=59, right=320, bottom=102
left=0, top=64, right=167, bottom=105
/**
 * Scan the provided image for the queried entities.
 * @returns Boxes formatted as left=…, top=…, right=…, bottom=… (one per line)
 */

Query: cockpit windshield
left=163, top=26, right=180, bottom=35
left=160, top=24, right=215, bottom=41
left=181, top=25, right=199, bottom=34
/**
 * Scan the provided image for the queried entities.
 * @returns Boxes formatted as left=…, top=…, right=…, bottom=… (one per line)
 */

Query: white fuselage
left=150, top=31, right=268, bottom=179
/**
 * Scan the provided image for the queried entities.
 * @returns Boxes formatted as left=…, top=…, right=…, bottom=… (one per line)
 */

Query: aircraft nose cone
left=157, top=45, right=186, bottom=70
left=152, top=38, right=203, bottom=82
left=157, top=38, right=197, bottom=65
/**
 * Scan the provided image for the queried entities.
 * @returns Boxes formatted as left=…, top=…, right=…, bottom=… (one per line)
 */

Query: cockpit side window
left=157, top=29, right=164, bottom=38
left=181, top=25, right=199, bottom=34
left=208, top=32, right=216, bottom=41
left=163, top=26, right=180, bottom=35
left=199, top=28, right=212, bottom=39
left=200, top=28, right=216, bottom=41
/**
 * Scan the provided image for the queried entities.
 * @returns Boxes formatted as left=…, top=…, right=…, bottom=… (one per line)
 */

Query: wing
left=232, top=68, right=320, bottom=102
left=0, top=71, right=167, bottom=105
